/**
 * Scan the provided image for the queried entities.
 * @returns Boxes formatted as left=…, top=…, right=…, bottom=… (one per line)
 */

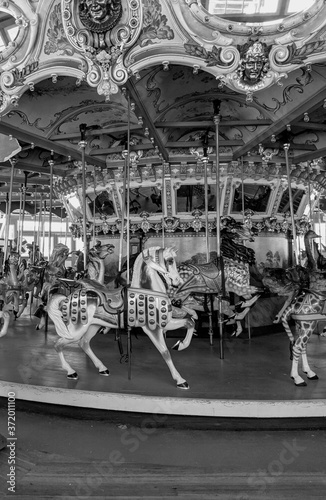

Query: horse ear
left=142, top=249, right=150, bottom=262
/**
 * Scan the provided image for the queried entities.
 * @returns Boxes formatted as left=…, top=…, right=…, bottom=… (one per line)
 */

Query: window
left=128, top=187, right=162, bottom=215
left=203, top=0, right=316, bottom=22
left=231, top=183, right=271, bottom=213
left=176, top=183, right=218, bottom=213
left=277, top=188, right=305, bottom=214
left=0, top=12, right=18, bottom=51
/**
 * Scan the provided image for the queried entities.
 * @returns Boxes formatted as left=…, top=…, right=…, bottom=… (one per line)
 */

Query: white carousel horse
left=47, top=246, right=196, bottom=388
left=281, top=289, right=326, bottom=386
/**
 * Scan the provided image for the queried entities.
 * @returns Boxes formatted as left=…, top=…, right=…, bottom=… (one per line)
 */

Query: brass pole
left=79, top=124, right=88, bottom=271
left=126, top=94, right=132, bottom=382
left=126, top=95, right=131, bottom=287
left=42, top=200, right=46, bottom=258
left=284, top=143, right=298, bottom=266
left=161, top=161, right=165, bottom=248
left=213, top=101, right=224, bottom=359
left=48, top=152, right=54, bottom=260
left=37, top=193, right=43, bottom=252
left=203, top=133, right=210, bottom=263
left=32, top=187, right=38, bottom=264
left=17, top=182, right=23, bottom=254
left=118, top=156, right=128, bottom=273
left=19, top=172, right=28, bottom=260
left=3, top=157, right=16, bottom=264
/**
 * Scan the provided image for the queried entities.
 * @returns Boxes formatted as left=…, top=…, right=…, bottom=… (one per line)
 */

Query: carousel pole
left=79, top=124, right=88, bottom=271
left=18, top=171, right=28, bottom=259
left=202, top=133, right=214, bottom=343
left=42, top=200, right=46, bottom=258
left=29, top=189, right=39, bottom=317
left=202, top=133, right=210, bottom=263
left=92, top=187, right=96, bottom=247
left=161, top=160, right=165, bottom=248
left=241, top=158, right=251, bottom=340
left=17, top=182, right=23, bottom=254
left=37, top=193, right=43, bottom=253
left=48, top=152, right=55, bottom=260
left=118, top=151, right=128, bottom=273
left=213, top=100, right=224, bottom=359
left=32, top=186, right=38, bottom=264
left=126, top=93, right=132, bottom=380
left=284, top=142, right=298, bottom=266
left=3, top=157, right=16, bottom=264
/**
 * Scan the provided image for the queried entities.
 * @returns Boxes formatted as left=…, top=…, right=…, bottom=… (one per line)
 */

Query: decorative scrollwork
left=61, top=0, right=142, bottom=100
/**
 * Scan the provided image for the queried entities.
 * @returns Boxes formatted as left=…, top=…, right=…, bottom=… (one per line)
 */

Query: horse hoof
left=291, top=377, right=307, bottom=387
left=172, top=341, right=181, bottom=350
left=305, top=374, right=319, bottom=380
left=177, top=382, right=189, bottom=390
left=67, top=372, right=78, bottom=380
left=35, top=326, right=39, bottom=330
left=99, top=369, right=110, bottom=376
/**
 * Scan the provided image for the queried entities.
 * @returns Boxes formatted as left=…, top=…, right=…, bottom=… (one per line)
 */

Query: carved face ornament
left=79, top=0, right=122, bottom=33
left=240, top=41, right=269, bottom=85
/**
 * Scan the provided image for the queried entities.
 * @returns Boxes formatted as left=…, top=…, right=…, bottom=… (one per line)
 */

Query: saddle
left=179, top=262, right=220, bottom=294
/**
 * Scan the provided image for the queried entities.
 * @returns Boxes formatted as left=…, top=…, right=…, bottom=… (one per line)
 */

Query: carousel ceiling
left=1, top=0, right=326, bottom=211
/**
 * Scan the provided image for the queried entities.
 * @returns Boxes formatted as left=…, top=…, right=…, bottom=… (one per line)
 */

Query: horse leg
left=78, top=324, right=110, bottom=376
left=143, top=326, right=189, bottom=389
left=54, top=337, right=80, bottom=379
left=290, top=322, right=309, bottom=386
left=301, top=331, right=318, bottom=380
left=36, top=312, right=46, bottom=330
left=230, top=320, right=243, bottom=337
left=15, top=293, right=29, bottom=319
left=0, top=311, right=10, bottom=337
left=171, top=317, right=196, bottom=351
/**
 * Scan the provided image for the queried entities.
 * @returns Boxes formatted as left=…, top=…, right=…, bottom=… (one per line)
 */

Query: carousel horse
left=262, top=229, right=323, bottom=323
left=0, top=250, right=38, bottom=319
left=47, top=246, right=196, bottom=388
left=169, top=218, right=260, bottom=343
left=79, top=242, right=115, bottom=285
left=34, top=243, right=71, bottom=330
left=281, top=289, right=326, bottom=386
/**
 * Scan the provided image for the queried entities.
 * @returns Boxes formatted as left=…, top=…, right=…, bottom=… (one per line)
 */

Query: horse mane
left=131, top=247, right=160, bottom=288
left=49, top=244, right=69, bottom=267
left=130, top=246, right=178, bottom=288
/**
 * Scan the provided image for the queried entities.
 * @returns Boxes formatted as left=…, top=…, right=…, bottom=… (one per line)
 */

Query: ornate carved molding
left=61, top=0, right=142, bottom=100
left=0, top=0, right=39, bottom=112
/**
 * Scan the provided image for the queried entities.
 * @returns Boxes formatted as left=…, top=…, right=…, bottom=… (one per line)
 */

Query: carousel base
left=1, top=313, right=326, bottom=421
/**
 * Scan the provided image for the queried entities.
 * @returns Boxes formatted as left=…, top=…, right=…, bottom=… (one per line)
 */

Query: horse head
left=132, top=246, right=183, bottom=290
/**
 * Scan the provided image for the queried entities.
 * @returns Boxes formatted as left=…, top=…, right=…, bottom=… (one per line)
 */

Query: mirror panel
left=176, top=183, right=218, bottom=213
left=231, top=183, right=271, bottom=213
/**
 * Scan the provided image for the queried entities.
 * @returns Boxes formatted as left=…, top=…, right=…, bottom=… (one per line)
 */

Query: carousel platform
left=1, top=311, right=326, bottom=422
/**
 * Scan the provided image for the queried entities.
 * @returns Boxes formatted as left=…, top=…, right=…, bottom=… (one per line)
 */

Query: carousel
left=1, top=0, right=326, bottom=419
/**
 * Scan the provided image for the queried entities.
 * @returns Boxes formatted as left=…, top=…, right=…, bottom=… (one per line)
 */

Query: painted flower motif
left=138, top=0, right=174, bottom=47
